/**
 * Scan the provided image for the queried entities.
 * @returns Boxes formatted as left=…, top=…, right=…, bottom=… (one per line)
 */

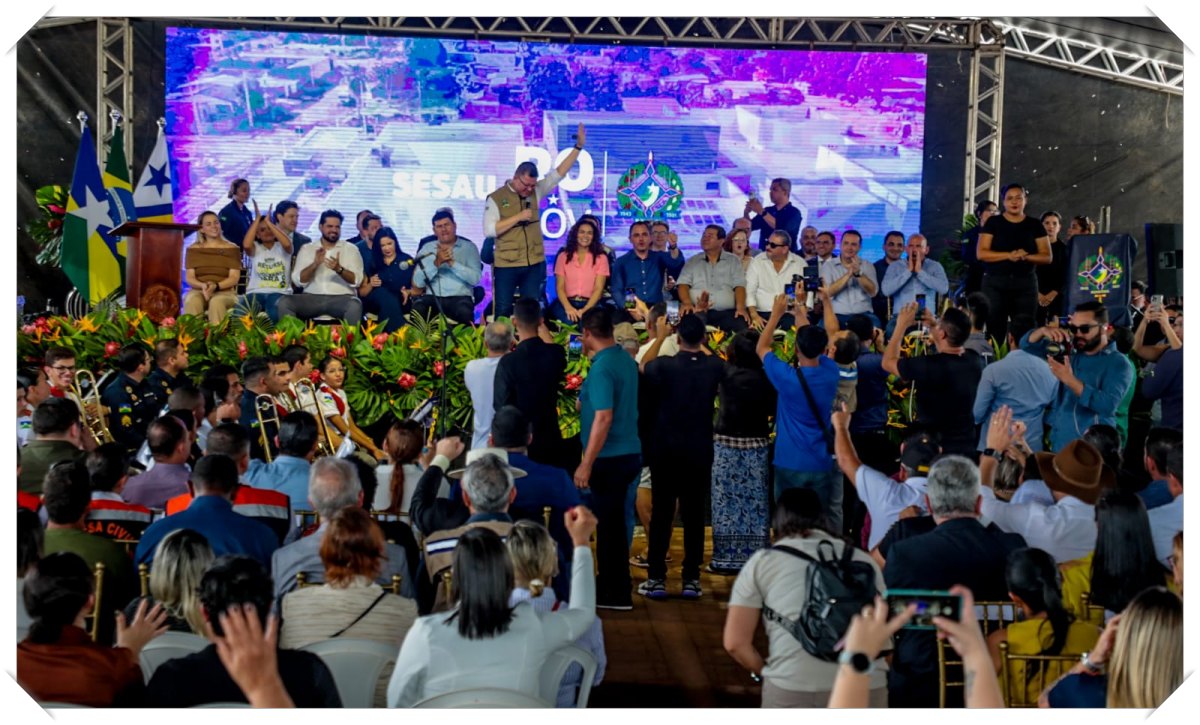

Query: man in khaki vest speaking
left=484, top=124, right=587, bottom=318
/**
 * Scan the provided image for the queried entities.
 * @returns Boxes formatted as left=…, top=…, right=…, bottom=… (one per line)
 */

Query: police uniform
left=240, top=389, right=287, bottom=462
left=147, top=367, right=190, bottom=399
left=100, top=373, right=161, bottom=454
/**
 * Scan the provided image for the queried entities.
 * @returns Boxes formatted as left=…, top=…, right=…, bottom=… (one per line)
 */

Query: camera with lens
left=1046, top=339, right=1072, bottom=363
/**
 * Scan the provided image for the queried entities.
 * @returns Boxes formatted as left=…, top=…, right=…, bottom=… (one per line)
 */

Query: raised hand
left=575, top=123, right=586, bottom=148
left=434, top=436, right=465, bottom=462
left=564, top=505, right=598, bottom=546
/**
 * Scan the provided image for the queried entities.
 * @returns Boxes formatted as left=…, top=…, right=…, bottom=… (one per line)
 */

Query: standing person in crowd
left=465, top=321, right=513, bottom=450
left=100, top=343, right=161, bottom=455
left=18, top=398, right=85, bottom=494
left=610, top=221, right=684, bottom=320
left=882, top=303, right=983, bottom=457
left=238, top=355, right=290, bottom=462
left=960, top=293, right=995, bottom=358
left=811, top=230, right=838, bottom=277
left=724, top=227, right=754, bottom=273
left=574, top=308, right=642, bottom=610
left=484, top=124, right=587, bottom=318
left=798, top=226, right=819, bottom=260
left=315, top=356, right=386, bottom=461
left=745, top=177, right=803, bottom=253
left=872, top=230, right=906, bottom=325
left=649, top=220, right=673, bottom=252
left=756, top=293, right=843, bottom=532
left=17, top=368, right=50, bottom=444
left=183, top=211, right=242, bottom=325
left=841, top=315, right=895, bottom=473
left=494, top=298, right=568, bottom=469
left=745, top=230, right=807, bottom=331
left=1146, top=443, right=1182, bottom=567
left=974, top=315, right=1058, bottom=452
left=218, top=178, right=253, bottom=245
left=709, top=330, right=776, bottom=572
left=1134, top=303, right=1183, bottom=431
left=410, top=208, right=483, bottom=325
left=273, top=199, right=310, bottom=258
left=880, top=233, right=949, bottom=337
left=821, top=229, right=879, bottom=327
left=1020, top=301, right=1135, bottom=452
left=961, top=199, right=998, bottom=295
left=1127, top=278, right=1147, bottom=327
left=1138, top=427, right=1181, bottom=510
left=677, top=224, right=750, bottom=332
left=147, top=339, right=191, bottom=399
left=278, top=210, right=365, bottom=325
left=1037, top=211, right=1070, bottom=326
left=348, top=211, right=382, bottom=275
left=638, top=314, right=725, bottom=600
left=123, top=529, right=214, bottom=634
left=976, top=183, right=1052, bottom=343
left=239, top=205, right=293, bottom=322
left=884, top=456, right=1027, bottom=707
left=551, top=216, right=610, bottom=325
left=357, top=226, right=414, bottom=332
left=122, top=415, right=192, bottom=509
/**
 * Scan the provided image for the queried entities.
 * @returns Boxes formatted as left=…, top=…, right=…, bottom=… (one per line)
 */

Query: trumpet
left=293, top=380, right=339, bottom=457
left=71, top=370, right=115, bottom=445
left=254, top=393, right=283, bottom=464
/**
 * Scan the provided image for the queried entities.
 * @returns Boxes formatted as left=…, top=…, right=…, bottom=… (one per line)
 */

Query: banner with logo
left=1065, top=233, right=1138, bottom=328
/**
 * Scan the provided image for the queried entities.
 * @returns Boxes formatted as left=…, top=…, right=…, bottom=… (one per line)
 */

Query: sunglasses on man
left=767, top=242, right=790, bottom=249
left=1066, top=323, right=1100, bottom=334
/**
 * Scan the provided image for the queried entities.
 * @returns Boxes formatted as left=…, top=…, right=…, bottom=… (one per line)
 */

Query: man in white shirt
left=1146, top=443, right=1183, bottom=567
left=977, top=408, right=1106, bottom=563
left=277, top=210, right=365, bottom=325
left=746, top=230, right=807, bottom=331
left=821, top=229, right=879, bottom=327
left=464, top=321, right=513, bottom=450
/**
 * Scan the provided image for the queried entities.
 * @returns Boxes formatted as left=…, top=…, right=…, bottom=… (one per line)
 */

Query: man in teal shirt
left=574, top=308, right=641, bottom=611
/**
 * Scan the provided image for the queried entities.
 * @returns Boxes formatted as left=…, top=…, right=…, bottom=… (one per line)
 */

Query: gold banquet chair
left=84, top=563, right=106, bottom=642
left=998, top=640, right=1081, bottom=707
left=937, top=600, right=1020, bottom=707
left=138, top=563, right=150, bottom=598
left=1079, top=592, right=1108, bottom=627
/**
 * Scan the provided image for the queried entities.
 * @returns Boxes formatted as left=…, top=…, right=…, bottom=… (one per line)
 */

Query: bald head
left=308, top=457, right=361, bottom=519
left=484, top=321, right=514, bottom=355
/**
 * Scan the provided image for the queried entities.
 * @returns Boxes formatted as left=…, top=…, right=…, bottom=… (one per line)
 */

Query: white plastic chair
left=413, top=687, right=551, bottom=708
left=139, top=631, right=209, bottom=683
left=539, top=644, right=599, bottom=708
left=298, top=638, right=398, bottom=708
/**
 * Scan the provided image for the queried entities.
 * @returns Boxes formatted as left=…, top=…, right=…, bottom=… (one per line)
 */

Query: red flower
left=47, top=219, right=62, bottom=231
left=432, top=360, right=445, bottom=377
left=47, top=204, right=65, bottom=215
left=565, top=374, right=583, bottom=391
left=237, top=341, right=248, bottom=360
left=331, top=347, right=346, bottom=358
left=34, top=317, right=49, bottom=331
left=104, top=341, right=121, bottom=358
left=160, top=316, right=176, bottom=327
left=331, top=328, right=341, bottom=343
left=373, top=333, right=388, bottom=351
left=397, top=372, right=417, bottom=390
left=21, top=324, right=36, bottom=335
left=309, top=369, right=321, bottom=383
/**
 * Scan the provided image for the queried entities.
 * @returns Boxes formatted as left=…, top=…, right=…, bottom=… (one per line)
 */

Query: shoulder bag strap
left=795, top=366, right=835, bottom=454
left=330, top=589, right=390, bottom=638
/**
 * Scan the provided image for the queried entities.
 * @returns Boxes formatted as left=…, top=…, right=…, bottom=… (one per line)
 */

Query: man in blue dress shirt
left=410, top=208, right=482, bottom=325
left=244, top=411, right=319, bottom=511
left=610, top=221, right=685, bottom=320
left=973, top=316, right=1058, bottom=452
left=744, top=177, right=804, bottom=253
left=880, top=233, right=949, bottom=337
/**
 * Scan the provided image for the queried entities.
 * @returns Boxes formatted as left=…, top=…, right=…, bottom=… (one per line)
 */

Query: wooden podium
left=111, top=221, right=198, bottom=323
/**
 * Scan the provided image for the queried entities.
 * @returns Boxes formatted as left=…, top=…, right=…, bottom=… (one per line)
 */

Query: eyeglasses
left=50, top=365, right=76, bottom=373
left=767, top=243, right=790, bottom=249
left=1169, top=316, right=1179, bottom=325
left=1067, top=324, right=1099, bottom=334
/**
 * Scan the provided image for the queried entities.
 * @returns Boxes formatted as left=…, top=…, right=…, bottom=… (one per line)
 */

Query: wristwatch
left=837, top=650, right=875, bottom=675
left=1081, top=651, right=1105, bottom=674
left=982, top=448, right=1005, bottom=461
left=749, top=672, right=762, bottom=683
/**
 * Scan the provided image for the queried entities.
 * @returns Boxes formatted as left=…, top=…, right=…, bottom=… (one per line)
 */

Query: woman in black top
left=1036, top=211, right=1070, bottom=326
left=709, top=330, right=777, bottom=572
left=960, top=199, right=998, bottom=295
left=976, top=183, right=1052, bottom=343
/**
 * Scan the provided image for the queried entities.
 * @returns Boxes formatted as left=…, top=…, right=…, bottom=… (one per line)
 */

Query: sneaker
left=681, top=579, right=703, bottom=600
left=637, top=578, right=668, bottom=600
left=596, top=602, right=634, bottom=611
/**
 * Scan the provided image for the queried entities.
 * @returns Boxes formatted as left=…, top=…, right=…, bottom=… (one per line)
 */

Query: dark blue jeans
left=774, top=466, right=844, bottom=535
left=361, top=288, right=407, bottom=332
left=493, top=263, right=547, bottom=318
left=590, top=453, right=643, bottom=607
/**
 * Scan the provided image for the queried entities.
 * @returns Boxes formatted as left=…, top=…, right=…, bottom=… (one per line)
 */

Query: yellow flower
left=177, top=331, right=195, bottom=349
left=76, top=317, right=100, bottom=334
left=394, top=327, right=408, bottom=342
left=361, top=320, right=379, bottom=339
left=132, top=310, right=147, bottom=326
left=141, top=336, right=157, bottom=348
left=239, top=313, right=255, bottom=331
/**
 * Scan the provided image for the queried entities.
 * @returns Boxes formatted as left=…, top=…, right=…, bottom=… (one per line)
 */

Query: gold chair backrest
left=1079, top=592, right=1107, bottom=627
left=138, top=563, right=150, bottom=598
left=937, top=601, right=1021, bottom=707
left=441, top=569, right=453, bottom=604
left=294, top=509, right=320, bottom=530
left=998, top=640, right=1082, bottom=707
left=542, top=506, right=552, bottom=529
left=115, top=539, right=139, bottom=557
left=296, top=571, right=315, bottom=589
left=389, top=574, right=403, bottom=596
left=87, top=563, right=106, bottom=642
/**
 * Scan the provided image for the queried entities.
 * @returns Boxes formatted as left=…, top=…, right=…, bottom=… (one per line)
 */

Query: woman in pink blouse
left=551, top=217, right=609, bottom=325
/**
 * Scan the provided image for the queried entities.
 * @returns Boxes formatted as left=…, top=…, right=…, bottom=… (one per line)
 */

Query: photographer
left=1019, top=301, right=1134, bottom=453
left=1133, top=302, right=1182, bottom=431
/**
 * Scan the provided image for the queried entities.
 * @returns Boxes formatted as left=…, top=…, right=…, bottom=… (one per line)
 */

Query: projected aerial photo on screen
left=166, top=28, right=926, bottom=262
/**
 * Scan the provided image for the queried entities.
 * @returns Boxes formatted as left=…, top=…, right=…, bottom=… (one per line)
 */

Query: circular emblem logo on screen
left=141, top=284, right=180, bottom=323
left=1075, top=246, right=1124, bottom=302
left=616, top=151, right=683, bottom=220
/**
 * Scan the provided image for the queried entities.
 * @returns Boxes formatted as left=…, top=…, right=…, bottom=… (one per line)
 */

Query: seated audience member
left=121, top=416, right=192, bottom=510
left=315, top=356, right=386, bottom=461
left=465, top=321, right=513, bottom=449
left=17, top=507, right=43, bottom=641
left=882, top=303, right=983, bottom=457
left=83, top=443, right=152, bottom=541
left=610, top=221, right=684, bottom=318
left=278, top=209, right=365, bottom=325
left=745, top=230, right=807, bottom=331
left=725, top=488, right=886, bottom=708
left=986, top=548, right=1100, bottom=702
left=1134, top=303, right=1182, bottom=430
left=135, top=455, right=279, bottom=569
left=147, top=339, right=191, bottom=399
left=884, top=455, right=1027, bottom=707
left=493, top=298, right=569, bottom=469
left=124, top=529, right=214, bottom=634
left=239, top=355, right=291, bottom=462
left=821, top=230, right=879, bottom=327
left=1042, top=586, right=1182, bottom=708
left=272, top=457, right=414, bottom=602
left=146, top=556, right=342, bottom=708
left=243, top=411, right=319, bottom=511
left=372, top=418, right=425, bottom=516
left=973, top=315, right=1057, bottom=452
left=41, top=461, right=138, bottom=644
left=1060, top=490, right=1168, bottom=624
left=551, top=217, right=610, bottom=325
left=756, top=293, right=842, bottom=532
left=1020, top=301, right=1135, bottom=453
left=280, top=507, right=417, bottom=706
left=832, top=408, right=939, bottom=551
left=387, top=509, right=598, bottom=707
left=357, top=226, right=414, bottom=332
left=17, top=552, right=167, bottom=706
left=409, top=208, right=482, bottom=326
left=19, top=397, right=86, bottom=494
left=239, top=207, right=293, bottom=323
left=183, top=210, right=242, bottom=325
left=1139, top=427, right=1182, bottom=510
left=507, top=520, right=606, bottom=708
left=1146, top=443, right=1183, bottom=567
left=724, top=226, right=753, bottom=272
left=676, top=224, right=751, bottom=332
left=960, top=292, right=995, bottom=359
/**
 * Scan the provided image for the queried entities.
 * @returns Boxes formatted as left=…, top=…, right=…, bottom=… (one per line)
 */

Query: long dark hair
left=1006, top=547, right=1072, bottom=670
left=727, top=330, right=764, bottom=371
left=446, top=528, right=515, bottom=640
left=24, top=552, right=93, bottom=644
left=562, top=217, right=601, bottom=265
left=1090, top=490, right=1166, bottom=613
left=384, top=419, right=423, bottom=515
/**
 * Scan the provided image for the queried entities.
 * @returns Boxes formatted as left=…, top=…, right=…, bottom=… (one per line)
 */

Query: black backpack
left=761, top=539, right=879, bottom=662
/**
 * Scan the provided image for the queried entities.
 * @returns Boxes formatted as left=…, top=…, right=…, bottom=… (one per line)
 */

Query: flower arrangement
left=25, top=185, right=68, bottom=266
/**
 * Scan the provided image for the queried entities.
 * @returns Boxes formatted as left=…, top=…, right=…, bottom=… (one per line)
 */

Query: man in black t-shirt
left=975, top=183, right=1052, bottom=343
left=493, top=298, right=569, bottom=470
left=882, top=303, right=983, bottom=457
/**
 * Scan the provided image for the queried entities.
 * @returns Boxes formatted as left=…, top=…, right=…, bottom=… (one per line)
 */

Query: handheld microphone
left=522, top=197, right=533, bottom=225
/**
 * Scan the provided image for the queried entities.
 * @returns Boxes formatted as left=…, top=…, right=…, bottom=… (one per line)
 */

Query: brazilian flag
left=103, top=123, right=137, bottom=282
left=62, top=122, right=124, bottom=304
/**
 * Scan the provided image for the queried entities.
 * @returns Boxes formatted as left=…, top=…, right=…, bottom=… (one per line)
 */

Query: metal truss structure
left=964, top=41, right=1006, bottom=218
left=97, top=18, right=134, bottom=163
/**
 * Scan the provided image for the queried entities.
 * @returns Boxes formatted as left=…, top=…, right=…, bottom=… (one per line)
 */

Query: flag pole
left=76, top=110, right=88, bottom=133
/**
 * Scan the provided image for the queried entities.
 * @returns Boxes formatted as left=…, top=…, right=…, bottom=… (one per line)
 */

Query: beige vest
left=488, top=185, right=545, bottom=268
left=423, top=520, right=514, bottom=613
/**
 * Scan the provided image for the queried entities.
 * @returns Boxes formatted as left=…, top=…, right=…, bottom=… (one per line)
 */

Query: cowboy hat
left=446, top=447, right=528, bottom=479
left=1033, top=439, right=1114, bottom=505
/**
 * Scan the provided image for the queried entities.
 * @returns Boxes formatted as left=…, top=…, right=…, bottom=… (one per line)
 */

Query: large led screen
left=166, top=27, right=926, bottom=262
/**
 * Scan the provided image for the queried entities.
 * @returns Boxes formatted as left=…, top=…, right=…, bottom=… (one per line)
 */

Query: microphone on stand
left=399, top=251, right=437, bottom=270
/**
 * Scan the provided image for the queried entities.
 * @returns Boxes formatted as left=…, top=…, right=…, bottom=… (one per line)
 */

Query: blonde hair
left=1106, top=587, right=1182, bottom=708
left=506, top=520, right=557, bottom=597
left=150, top=529, right=215, bottom=635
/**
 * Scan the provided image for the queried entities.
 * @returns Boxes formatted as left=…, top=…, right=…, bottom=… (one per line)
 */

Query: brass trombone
left=254, top=393, right=283, bottom=463
left=71, top=370, right=115, bottom=445
left=293, top=379, right=339, bottom=457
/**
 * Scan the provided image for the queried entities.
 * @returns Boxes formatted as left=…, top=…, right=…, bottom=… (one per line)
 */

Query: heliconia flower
left=237, top=341, right=248, bottom=359
left=47, top=219, right=62, bottom=230
left=159, top=316, right=176, bottom=328
left=397, top=372, right=417, bottom=390
left=331, top=347, right=346, bottom=358
left=565, top=374, right=583, bottom=391
left=432, top=360, right=445, bottom=377
left=373, top=333, right=388, bottom=351
left=47, top=204, right=65, bottom=214
left=104, top=341, right=121, bottom=358
left=331, top=329, right=341, bottom=343
left=34, top=317, right=49, bottom=330
left=21, top=324, right=36, bottom=335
